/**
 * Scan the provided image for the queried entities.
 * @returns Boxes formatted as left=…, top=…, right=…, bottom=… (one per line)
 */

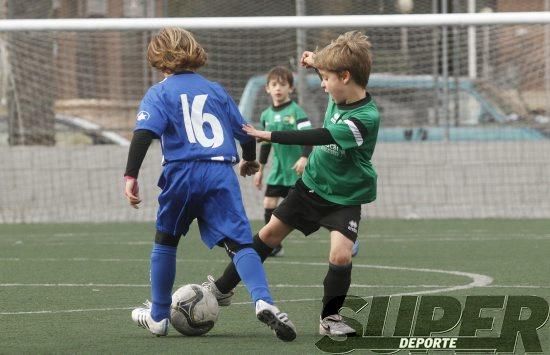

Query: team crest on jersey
left=137, top=111, right=150, bottom=121
left=283, top=115, right=295, bottom=124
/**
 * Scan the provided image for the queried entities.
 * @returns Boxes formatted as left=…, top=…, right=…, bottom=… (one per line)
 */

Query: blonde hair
left=147, top=27, right=207, bottom=73
left=314, top=31, right=372, bottom=87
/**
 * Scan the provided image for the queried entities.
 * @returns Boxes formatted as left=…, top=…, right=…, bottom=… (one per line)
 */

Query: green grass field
left=1, top=220, right=549, bottom=354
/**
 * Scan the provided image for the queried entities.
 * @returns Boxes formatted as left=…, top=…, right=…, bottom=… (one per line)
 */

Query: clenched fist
left=239, top=160, right=260, bottom=177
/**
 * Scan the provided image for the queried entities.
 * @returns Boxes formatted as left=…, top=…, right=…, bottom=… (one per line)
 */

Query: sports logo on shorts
left=137, top=111, right=150, bottom=121
left=348, top=220, right=358, bottom=233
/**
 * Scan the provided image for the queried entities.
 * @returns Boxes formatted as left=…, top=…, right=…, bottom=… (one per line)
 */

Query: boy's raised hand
left=300, top=51, right=315, bottom=68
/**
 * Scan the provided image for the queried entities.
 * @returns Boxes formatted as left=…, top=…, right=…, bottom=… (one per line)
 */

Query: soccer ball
left=170, top=284, right=219, bottom=336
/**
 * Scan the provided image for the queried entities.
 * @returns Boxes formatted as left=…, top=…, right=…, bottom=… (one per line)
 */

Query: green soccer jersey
left=260, top=100, right=311, bottom=186
left=302, top=94, right=379, bottom=205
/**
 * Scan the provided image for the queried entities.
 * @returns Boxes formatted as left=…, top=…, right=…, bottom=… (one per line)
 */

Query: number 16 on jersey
left=180, top=94, right=224, bottom=148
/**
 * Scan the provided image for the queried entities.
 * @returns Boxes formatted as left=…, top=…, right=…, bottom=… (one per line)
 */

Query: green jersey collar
left=336, top=93, right=372, bottom=110
left=271, top=100, right=293, bottom=111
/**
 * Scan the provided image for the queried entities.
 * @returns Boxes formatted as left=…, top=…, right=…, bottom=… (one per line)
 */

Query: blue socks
left=149, top=244, right=272, bottom=320
left=149, top=243, right=177, bottom=321
left=233, top=248, right=273, bottom=305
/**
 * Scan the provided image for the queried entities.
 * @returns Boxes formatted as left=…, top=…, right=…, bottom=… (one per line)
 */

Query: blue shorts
left=156, top=161, right=252, bottom=248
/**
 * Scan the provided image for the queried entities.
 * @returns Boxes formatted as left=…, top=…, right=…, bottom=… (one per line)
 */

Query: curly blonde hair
left=147, top=27, right=207, bottom=73
left=314, top=31, right=372, bottom=87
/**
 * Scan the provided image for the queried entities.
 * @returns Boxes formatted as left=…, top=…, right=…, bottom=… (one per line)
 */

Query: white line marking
left=0, top=307, right=133, bottom=315
left=0, top=261, right=494, bottom=316
left=0, top=283, right=452, bottom=288
left=3, top=283, right=546, bottom=289
left=3, top=234, right=549, bottom=247
left=266, top=260, right=493, bottom=297
left=0, top=283, right=150, bottom=287
left=374, top=236, right=550, bottom=242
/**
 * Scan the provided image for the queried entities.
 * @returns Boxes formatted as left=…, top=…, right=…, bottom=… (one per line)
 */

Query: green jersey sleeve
left=327, top=116, right=372, bottom=150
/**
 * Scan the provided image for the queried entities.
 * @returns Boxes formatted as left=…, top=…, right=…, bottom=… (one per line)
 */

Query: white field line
left=371, top=236, right=550, bottom=243
left=0, top=261, right=494, bottom=316
left=3, top=234, right=550, bottom=246
left=266, top=260, right=493, bottom=297
left=2, top=283, right=546, bottom=289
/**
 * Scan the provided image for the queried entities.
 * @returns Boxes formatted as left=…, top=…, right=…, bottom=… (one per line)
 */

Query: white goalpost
left=0, top=11, right=549, bottom=222
left=1, top=12, right=550, bottom=31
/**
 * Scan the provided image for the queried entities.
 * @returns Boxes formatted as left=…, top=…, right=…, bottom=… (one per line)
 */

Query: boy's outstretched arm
left=243, top=124, right=336, bottom=146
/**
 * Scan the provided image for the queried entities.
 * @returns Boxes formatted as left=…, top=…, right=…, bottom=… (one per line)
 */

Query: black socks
left=321, top=262, right=352, bottom=319
left=214, top=233, right=273, bottom=294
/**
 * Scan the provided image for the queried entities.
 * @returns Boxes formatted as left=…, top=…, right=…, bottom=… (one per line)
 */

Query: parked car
left=238, top=73, right=545, bottom=141
left=0, top=114, right=130, bottom=146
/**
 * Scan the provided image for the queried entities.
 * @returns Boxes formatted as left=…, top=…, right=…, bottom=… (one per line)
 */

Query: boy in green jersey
left=204, top=31, right=378, bottom=336
left=255, top=66, right=312, bottom=257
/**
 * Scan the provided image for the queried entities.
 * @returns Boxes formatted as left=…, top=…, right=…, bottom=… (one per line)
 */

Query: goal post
left=1, top=12, right=550, bottom=31
left=0, top=12, right=549, bottom=222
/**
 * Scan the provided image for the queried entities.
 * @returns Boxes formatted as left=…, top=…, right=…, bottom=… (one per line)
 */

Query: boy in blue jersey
left=124, top=27, right=296, bottom=341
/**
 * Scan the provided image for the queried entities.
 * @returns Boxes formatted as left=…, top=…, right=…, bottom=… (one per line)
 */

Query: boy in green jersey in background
left=254, top=66, right=312, bottom=257
left=205, top=31, right=377, bottom=335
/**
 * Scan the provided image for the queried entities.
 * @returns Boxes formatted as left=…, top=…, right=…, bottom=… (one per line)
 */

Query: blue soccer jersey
left=135, top=71, right=252, bottom=163
left=135, top=71, right=254, bottom=246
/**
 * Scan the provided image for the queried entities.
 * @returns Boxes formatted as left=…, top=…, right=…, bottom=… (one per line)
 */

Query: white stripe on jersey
left=344, top=120, right=363, bottom=146
left=211, top=156, right=225, bottom=161
left=297, top=121, right=312, bottom=130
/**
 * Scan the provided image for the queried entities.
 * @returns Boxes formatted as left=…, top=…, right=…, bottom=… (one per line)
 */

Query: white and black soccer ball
left=170, top=284, right=219, bottom=336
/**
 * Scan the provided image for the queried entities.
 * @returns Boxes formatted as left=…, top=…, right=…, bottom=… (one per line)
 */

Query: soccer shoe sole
left=257, top=309, right=297, bottom=342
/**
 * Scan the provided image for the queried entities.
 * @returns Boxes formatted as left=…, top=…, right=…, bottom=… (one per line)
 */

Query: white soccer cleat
left=131, top=301, right=169, bottom=337
left=202, top=275, right=234, bottom=307
left=319, top=314, right=357, bottom=336
left=255, top=300, right=297, bottom=342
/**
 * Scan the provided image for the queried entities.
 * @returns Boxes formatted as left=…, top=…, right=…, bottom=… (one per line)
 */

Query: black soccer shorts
left=272, top=179, right=361, bottom=242
left=265, top=184, right=292, bottom=198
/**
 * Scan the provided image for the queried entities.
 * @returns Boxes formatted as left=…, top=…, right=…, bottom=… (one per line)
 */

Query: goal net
left=0, top=0, right=549, bottom=222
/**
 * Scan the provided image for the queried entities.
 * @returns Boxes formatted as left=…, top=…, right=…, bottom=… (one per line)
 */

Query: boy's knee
left=259, top=227, right=282, bottom=248
left=329, top=250, right=352, bottom=265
